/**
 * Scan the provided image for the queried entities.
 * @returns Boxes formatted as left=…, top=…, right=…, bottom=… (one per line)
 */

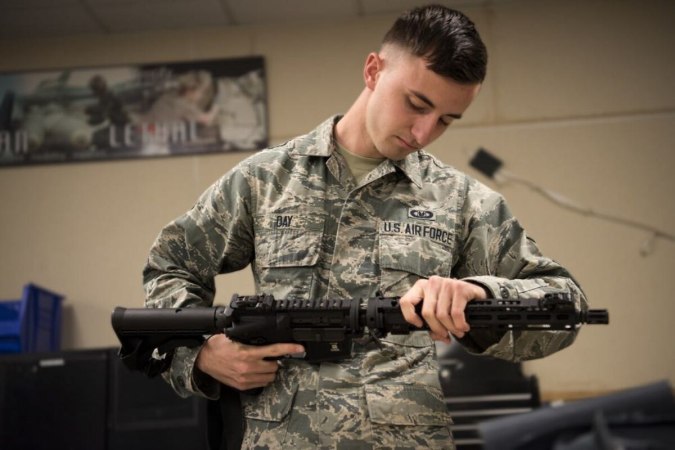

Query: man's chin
left=381, top=146, right=416, bottom=161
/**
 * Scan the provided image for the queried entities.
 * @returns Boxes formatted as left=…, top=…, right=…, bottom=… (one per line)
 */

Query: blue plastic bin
left=0, top=283, right=64, bottom=353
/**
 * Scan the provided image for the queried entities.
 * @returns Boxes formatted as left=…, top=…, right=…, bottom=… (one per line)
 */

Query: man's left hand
left=399, top=276, right=488, bottom=343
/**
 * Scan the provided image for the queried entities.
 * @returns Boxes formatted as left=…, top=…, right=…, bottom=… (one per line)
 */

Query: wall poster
left=0, top=56, right=267, bottom=166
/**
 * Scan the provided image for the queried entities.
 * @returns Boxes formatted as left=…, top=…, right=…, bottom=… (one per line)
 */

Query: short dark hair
left=382, top=4, right=487, bottom=84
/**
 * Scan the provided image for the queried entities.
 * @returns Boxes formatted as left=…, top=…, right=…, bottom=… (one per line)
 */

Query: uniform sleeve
left=453, top=181, right=589, bottom=362
left=142, top=163, right=255, bottom=398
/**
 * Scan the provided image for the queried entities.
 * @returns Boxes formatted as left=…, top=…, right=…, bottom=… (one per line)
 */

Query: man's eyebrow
left=411, top=90, right=463, bottom=120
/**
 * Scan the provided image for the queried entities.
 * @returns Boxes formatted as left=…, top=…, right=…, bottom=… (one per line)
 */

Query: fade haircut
left=382, top=4, right=487, bottom=84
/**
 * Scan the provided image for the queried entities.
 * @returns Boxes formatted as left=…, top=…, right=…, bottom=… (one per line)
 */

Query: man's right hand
left=195, top=334, right=304, bottom=391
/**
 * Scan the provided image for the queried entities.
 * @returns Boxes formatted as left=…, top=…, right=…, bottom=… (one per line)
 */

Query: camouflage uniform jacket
left=143, top=115, right=587, bottom=449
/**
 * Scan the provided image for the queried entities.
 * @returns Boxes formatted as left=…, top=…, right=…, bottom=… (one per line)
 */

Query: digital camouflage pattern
left=143, top=115, right=588, bottom=449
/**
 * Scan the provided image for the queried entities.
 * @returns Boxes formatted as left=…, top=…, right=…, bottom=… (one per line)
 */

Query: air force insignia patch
left=408, top=209, right=436, bottom=220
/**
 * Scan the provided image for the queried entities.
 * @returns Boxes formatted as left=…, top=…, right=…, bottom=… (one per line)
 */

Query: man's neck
left=335, top=89, right=378, bottom=158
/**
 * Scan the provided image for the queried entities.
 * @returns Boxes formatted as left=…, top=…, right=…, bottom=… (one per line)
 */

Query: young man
left=143, top=4, right=587, bottom=449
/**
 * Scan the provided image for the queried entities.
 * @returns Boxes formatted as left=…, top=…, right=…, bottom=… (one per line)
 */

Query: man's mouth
left=397, top=136, right=419, bottom=150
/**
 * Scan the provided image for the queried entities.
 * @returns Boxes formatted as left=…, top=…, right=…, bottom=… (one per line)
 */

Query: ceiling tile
left=90, top=0, right=231, bottom=33
left=0, top=5, right=102, bottom=39
left=362, top=0, right=490, bottom=14
left=228, top=0, right=359, bottom=25
left=0, top=0, right=80, bottom=9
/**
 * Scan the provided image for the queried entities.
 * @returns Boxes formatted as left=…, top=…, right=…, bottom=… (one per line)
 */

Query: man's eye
left=406, top=98, right=425, bottom=112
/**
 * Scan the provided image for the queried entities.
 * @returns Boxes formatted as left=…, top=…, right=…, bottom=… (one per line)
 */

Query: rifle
left=111, top=292, right=608, bottom=377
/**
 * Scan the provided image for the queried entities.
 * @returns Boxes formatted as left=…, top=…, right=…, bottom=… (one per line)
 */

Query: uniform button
left=500, top=287, right=509, bottom=299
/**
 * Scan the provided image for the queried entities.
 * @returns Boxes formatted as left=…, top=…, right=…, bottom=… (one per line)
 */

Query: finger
left=451, top=282, right=486, bottom=335
left=228, top=343, right=296, bottom=374
left=250, top=358, right=283, bottom=374
left=399, top=280, right=427, bottom=327
left=256, top=342, right=305, bottom=359
left=227, top=371, right=277, bottom=391
left=421, top=276, right=445, bottom=338
left=434, top=282, right=454, bottom=342
left=450, top=295, right=470, bottom=336
left=429, top=331, right=452, bottom=344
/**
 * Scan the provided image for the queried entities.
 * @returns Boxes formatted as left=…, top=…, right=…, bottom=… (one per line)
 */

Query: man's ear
left=364, top=52, right=383, bottom=90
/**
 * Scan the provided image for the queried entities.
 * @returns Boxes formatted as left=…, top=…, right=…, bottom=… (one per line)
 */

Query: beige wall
left=0, top=0, right=673, bottom=397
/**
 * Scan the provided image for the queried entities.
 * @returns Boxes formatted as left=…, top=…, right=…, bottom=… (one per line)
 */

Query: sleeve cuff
left=461, top=275, right=517, bottom=299
left=166, top=346, right=221, bottom=400
left=191, top=365, right=221, bottom=400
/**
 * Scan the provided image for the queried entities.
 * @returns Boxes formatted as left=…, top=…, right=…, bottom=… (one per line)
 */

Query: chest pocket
left=254, top=210, right=325, bottom=298
left=378, top=232, right=454, bottom=296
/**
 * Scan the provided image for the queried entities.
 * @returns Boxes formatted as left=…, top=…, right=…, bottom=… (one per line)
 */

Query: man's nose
left=410, top=116, right=437, bottom=147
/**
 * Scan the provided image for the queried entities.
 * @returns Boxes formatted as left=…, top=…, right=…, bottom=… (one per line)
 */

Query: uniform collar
left=291, top=115, right=341, bottom=157
left=390, top=152, right=423, bottom=189
left=293, top=115, right=424, bottom=189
